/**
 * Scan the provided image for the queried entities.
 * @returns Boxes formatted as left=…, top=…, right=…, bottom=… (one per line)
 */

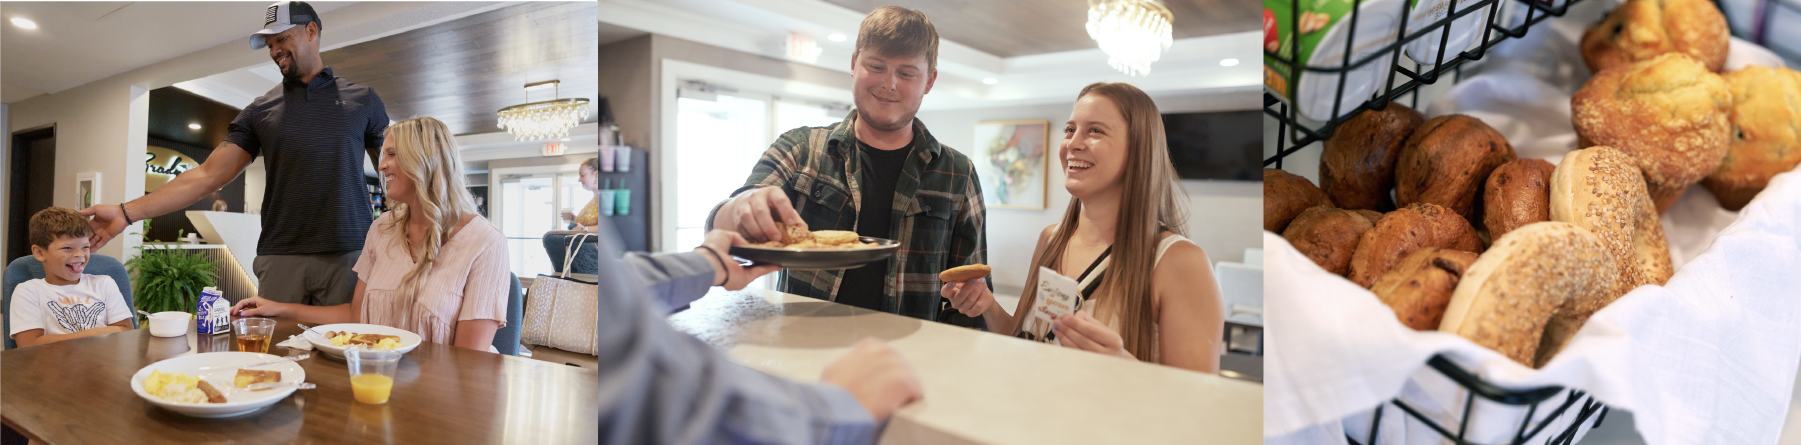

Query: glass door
left=501, top=174, right=558, bottom=277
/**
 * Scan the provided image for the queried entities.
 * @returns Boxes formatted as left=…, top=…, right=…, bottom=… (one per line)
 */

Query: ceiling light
left=188, top=123, right=202, bottom=130
left=982, top=78, right=998, bottom=85
left=1085, top=0, right=1174, bottom=77
left=1220, top=58, right=1240, bottom=67
left=11, top=17, right=37, bottom=29
left=828, top=33, right=847, bottom=42
left=498, top=80, right=590, bottom=142
left=561, top=137, right=571, bottom=142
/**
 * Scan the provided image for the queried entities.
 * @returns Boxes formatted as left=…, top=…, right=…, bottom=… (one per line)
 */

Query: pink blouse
left=352, top=214, right=510, bottom=351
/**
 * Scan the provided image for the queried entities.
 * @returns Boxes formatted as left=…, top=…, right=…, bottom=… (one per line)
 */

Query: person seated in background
left=546, top=157, right=602, bottom=274
left=231, top=117, right=509, bottom=352
left=939, top=83, right=1225, bottom=373
left=8, top=207, right=134, bottom=348
left=560, top=157, right=601, bottom=233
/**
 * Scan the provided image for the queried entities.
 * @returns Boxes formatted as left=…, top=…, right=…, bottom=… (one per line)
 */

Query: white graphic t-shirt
left=8, top=275, right=131, bottom=338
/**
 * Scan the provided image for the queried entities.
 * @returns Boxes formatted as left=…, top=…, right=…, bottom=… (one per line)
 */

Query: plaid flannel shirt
left=707, top=112, right=990, bottom=329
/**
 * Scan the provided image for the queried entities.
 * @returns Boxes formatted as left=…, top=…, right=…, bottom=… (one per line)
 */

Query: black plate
left=729, top=237, right=899, bottom=270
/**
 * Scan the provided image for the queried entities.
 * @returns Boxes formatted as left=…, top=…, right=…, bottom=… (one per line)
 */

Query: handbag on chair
left=521, top=233, right=600, bottom=355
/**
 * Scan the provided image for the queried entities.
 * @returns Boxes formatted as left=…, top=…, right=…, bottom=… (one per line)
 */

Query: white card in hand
left=1020, top=266, right=1081, bottom=343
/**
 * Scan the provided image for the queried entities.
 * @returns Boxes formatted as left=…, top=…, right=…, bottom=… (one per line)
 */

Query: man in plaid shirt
left=707, top=6, right=988, bottom=329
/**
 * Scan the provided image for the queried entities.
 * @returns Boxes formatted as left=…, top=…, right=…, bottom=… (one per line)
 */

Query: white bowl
left=130, top=352, right=306, bottom=418
left=303, top=323, right=423, bottom=358
left=148, top=311, right=190, bottom=337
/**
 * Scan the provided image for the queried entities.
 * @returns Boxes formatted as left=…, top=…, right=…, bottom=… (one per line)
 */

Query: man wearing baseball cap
left=83, top=1, right=389, bottom=308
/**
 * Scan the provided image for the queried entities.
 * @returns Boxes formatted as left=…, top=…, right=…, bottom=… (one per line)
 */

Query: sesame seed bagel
left=1439, top=222, right=1618, bottom=368
left=1550, top=146, right=1673, bottom=296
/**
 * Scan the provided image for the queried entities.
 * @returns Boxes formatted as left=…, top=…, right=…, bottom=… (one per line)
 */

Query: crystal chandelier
left=497, top=80, right=591, bottom=141
left=1085, top=0, right=1174, bottom=77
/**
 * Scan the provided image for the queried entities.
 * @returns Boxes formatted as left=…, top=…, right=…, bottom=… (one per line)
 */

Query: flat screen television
left=1162, top=110, right=1261, bottom=181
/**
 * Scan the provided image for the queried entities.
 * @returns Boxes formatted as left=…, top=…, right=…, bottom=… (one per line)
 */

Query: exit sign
left=787, top=33, right=821, bottom=64
left=542, top=142, right=565, bottom=157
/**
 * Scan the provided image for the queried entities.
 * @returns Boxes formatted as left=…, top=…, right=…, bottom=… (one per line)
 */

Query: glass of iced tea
left=233, top=318, right=275, bottom=353
left=346, top=347, right=400, bottom=404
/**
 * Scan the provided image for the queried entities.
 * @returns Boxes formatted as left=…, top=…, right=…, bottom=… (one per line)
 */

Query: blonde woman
left=941, top=83, right=1225, bottom=372
left=231, top=117, right=510, bottom=352
left=559, top=157, right=601, bottom=233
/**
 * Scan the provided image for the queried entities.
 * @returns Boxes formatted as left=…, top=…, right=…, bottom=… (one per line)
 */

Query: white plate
left=303, top=323, right=423, bottom=358
left=130, top=352, right=306, bottom=418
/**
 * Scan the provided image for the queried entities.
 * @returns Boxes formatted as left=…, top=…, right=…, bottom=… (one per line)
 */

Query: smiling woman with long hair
left=231, top=117, right=511, bottom=352
left=942, top=82, right=1225, bottom=372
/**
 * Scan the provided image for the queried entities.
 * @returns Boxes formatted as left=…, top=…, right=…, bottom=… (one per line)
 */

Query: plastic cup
left=597, top=190, right=617, bottom=216
left=613, top=188, right=631, bottom=216
left=148, top=311, right=190, bottom=337
left=232, top=318, right=274, bottom=353
left=347, top=347, right=400, bottom=404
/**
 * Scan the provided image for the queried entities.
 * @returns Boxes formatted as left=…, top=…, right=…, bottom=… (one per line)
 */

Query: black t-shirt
left=834, top=138, right=914, bottom=311
left=225, top=67, right=389, bottom=256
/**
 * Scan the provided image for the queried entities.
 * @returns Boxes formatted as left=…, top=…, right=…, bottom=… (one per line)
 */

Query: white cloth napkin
left=1268, top=5, right=1801, bottom=443
left=278, top=334, right=313, bottom=351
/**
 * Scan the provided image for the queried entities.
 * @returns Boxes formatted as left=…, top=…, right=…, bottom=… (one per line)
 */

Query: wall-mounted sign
left=145, top=146, right=196, bottom=192
left=543, top=142, right=565, bottom=157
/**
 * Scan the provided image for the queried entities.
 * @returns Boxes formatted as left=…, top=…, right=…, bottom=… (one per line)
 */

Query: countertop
left=667, top=287, right=1262, bottom=445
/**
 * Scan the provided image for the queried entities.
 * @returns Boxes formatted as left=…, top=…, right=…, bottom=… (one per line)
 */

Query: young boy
left=9, top=207, right=133, bottom=347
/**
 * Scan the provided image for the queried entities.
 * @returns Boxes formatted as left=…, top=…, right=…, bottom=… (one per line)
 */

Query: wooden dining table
left=0, top=317, right=598, bottom=444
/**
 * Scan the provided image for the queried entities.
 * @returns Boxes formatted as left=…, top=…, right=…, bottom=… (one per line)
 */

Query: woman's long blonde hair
left=1012, top=82, right=1189, bottom=360
left=383, top=117, right=479, bottom=320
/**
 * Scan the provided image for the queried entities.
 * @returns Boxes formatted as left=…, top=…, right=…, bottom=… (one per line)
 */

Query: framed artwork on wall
left=972, top=120, right=1049, bottom=210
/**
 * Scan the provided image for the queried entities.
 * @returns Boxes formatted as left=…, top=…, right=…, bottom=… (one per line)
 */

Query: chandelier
left=497, top=80, right=591, bottom=141
left=1085, top=0, right=1174, bottom=77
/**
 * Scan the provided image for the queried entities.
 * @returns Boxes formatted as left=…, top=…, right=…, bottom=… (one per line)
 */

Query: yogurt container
left=1265, top=0, right=1406, bottom=122
left=1403, top=0, right=1496, bottom=66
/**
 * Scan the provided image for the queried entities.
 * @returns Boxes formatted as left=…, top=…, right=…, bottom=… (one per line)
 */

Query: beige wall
left=5, top=83, right=150, bottom=261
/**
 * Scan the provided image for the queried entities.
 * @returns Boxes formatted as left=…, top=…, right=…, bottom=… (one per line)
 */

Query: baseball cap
left=249, top=1, right=322, bottom=50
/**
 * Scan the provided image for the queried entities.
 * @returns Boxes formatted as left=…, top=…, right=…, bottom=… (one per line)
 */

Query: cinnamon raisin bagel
left=1572, top=53, right=1732, bottom=213
left=1371, top=247, right=1479, bottom=331
left=1439, top=221, right=1618, bottom=368
left=1396, top=115, right=1517, bottom=225
left=1550, top=146, right=1674, bottom=297
left=1321, top=105, right=1427, bottom=211
left=1264, top=168, right=1333, bottom=233
left=1483, top=158, right=1556, bottom=240
left=1283, top=206, right=1376, bottom=276
left=1347, top=202, right=1483, bottom=288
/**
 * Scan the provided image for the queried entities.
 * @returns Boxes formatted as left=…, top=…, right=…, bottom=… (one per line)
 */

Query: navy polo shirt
left=225, top=67, right=389, bottom=256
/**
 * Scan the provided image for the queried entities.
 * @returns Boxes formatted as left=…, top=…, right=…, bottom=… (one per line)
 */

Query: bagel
left=1439, top=222, right=1619, bottom=368
left=1320, top=104, right=1426, bottom=211
left=1371, top=247, right=1478, bottom=331
left=939, top=264, right=992, bottom=283
left=1347, top=202, right=1483, bottom=288
left=1483, top=158, right=1556, bottom=240
left=1395, top=115, right=1517, bottom=224
left=1283, top=205, right=1376, bottom=276
left=1550, top=146, right=1673, bottom=296
left=1264, top=168, right=1333, bottom=233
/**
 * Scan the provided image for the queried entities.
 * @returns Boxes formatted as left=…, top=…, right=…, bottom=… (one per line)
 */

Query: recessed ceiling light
left=11, top=17, right=37, bottom=29
left=1220, top=58, right=1240, bottom=67
left=982, top=78, right=998, bottom=85
left=188, top=123, right=202, bottom=130
left=828, top=33, right=846, bottom=42
left=561, top=137, right=571, bottom=142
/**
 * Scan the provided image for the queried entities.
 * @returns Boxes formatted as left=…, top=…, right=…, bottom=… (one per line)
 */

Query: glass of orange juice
left=345, top=347, right=399, bottom=404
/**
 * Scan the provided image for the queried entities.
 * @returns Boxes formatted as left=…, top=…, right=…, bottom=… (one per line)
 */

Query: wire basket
left=1262, top=0, right=1608, bottom=441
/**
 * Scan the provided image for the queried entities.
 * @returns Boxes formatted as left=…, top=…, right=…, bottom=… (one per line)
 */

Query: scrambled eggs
left=330, top=333, right=403, bottom=350
left=143, top=370, right=208, bottom=403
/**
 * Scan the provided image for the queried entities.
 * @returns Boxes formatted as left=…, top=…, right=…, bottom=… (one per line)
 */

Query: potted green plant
left=124, top=219, right=219, bottom=325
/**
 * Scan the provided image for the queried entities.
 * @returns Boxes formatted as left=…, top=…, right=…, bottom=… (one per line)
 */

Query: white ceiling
left=0, top=2, right=357, bottom=103
left=597, top=0, right=1259, bottom=111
